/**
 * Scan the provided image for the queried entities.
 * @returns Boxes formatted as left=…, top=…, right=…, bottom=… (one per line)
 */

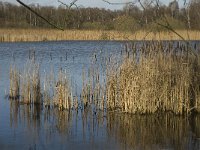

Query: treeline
left=0, top=1, right=200, bottom=31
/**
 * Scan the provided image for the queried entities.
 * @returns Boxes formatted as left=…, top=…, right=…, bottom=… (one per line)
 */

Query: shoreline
left=0, top=28, right=200, bottom=42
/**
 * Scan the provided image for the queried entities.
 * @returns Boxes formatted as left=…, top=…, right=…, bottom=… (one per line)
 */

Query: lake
left=0, top=41, right=200, bottom=150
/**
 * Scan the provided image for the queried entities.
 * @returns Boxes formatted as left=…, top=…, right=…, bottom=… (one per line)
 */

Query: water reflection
left=9, top=101, right=200, bottom=149
left=9, top=102, right=114, bottom=149
left=4, top=40, right=200, bottom=149
left=10, top=101, right=41, bottom=129
left=107, top=113, right=200, bottom=150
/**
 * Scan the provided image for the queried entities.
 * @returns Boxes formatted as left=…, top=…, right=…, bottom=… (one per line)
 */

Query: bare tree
left=16, top=0, right=64, bottom=30
left=184, top=0, right=191, bottom=29
left=14, top=0, right=196, bottom=34
left=169, top=0, right=179, bottom=18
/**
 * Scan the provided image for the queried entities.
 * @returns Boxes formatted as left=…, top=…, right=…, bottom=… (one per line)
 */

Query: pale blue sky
left=1, top=0, right=185, bottom=10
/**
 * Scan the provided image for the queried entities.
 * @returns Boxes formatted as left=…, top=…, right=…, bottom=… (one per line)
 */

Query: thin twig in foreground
left=16, top=0, right=64, bottom=31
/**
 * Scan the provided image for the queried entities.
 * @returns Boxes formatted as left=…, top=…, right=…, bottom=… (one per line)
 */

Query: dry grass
left=1, top=29, right=200, bottom=42
left=43, top=68, right=55, bottom=108
left=20, top=59, right=41, bottom=104
left=81, top=56, right=105, bottom=110
left=9, top=52, right=73, bottom=110
left=9, top=65, right=20, bottom=99
left=9, top=60, right=73, bottom=110
left=53, top=69, right=73, bottom=110
left=105, top=41, right=200, bottom=115
left=8, top=41, right=200, bottom=115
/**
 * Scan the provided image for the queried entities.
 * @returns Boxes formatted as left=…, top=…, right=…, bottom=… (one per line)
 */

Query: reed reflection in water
left=107, top=112, right=200, bottom=150
left=5, top=40, right=200, bottom=150
left=9, top=102, right=117, bottom=149
left=9, top=101, right=200, bottom=149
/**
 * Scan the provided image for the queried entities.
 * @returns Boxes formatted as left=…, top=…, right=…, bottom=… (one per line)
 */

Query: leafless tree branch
left=69, top=0, right=78, bottom=8
left=184, top=0, right=187, bottom=5
left=16, top=0, right=64, bottom=30
left=58, top=0, right=68, bottom=8
left=156, top=15, right=185, bottom=41
left=138, top=0, right=145, bottom=10
left=102, top=0, right=137, bottom=5
left=58, top=0, right=81, bottom=10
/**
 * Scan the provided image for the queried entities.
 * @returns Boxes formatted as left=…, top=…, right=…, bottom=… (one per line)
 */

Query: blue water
left=0, top=40, right=200, bottom=150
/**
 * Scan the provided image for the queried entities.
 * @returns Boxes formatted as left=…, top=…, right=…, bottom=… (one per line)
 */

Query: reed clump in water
left=9, top=65, right=20, bottom=100
left=81, top=55, right=105, bottom=110
left=53, top=69, right=72, bottom=110
left=43, top=68, right=55, bottom=108
left=20, top=60, right=41, bottom=104
left=106, top=42, right=200, bottom=115
left=9, top=59, right=73, bottom=110
left=81, top=66, right=90, bottom=108
left=8, top=41, right=199, bottom=114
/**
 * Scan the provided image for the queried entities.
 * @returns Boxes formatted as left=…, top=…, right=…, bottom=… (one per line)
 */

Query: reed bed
left=1, top=29, right=200, bottom=42
left=9, top=41, right=200, bottom=115
left=9, top=58, right=73, bottom=110
left=105, top=41, right=200, bottom=115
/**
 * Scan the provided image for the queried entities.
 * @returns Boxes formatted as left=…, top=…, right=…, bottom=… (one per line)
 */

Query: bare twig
left=58, top=0, right=68, bottom=8
left=69, top=0, right=78, bottom=8
left=142, top=29, right=153, bottom=40
left=58, top=0, right=78, bottom=8
left=138, top=0, right=145, bottom=10
left=16, top=0, right=64, bottom=30
left=58, top=0, right=81, bottom=10
left=184, top=0, right=187, bottom=5
left=156, top=18, right=185, bottom=41
left=102, top=0, right=137, bottom=5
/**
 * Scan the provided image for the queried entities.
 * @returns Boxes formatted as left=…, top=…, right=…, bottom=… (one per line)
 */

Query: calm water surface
left=0, top=40, right=200, bottom=150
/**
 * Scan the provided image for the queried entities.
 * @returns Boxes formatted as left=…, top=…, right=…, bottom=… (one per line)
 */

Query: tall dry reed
left=53, top=69, right=73, bottom=110
left=81, top=55, right=105, bottom=110
left=9, top=65, right=20, bottom=100
left=106, top=41, right=200, bottom=115
left=8, top=41, right=200, bottom=114
left=9, top=59, right=73, bottom=110
left=20, top=59, right=41, bottom=104
left=1, top=29, right=200, bottom=42
left=43, top=68, right=55, bottom=108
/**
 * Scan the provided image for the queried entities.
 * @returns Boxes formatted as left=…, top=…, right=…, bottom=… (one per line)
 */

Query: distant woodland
left=0, top=1, right=200, bottom=31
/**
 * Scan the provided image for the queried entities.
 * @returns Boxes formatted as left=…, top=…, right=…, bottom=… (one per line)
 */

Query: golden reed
left=9, top=41, right=200, bottom=115
left=105, top=41, right=200, bottom=115
left=1, top=29, right=200, bottom=42
left=9, top=59, right=73, bottom=110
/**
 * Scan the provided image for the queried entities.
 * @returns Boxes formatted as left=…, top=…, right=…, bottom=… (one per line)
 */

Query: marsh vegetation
left=1, top=0, right=200, bottom=149
left=1, top=29, right=200, bottom=42
left=105, top=41, right=200, bottom=114
left=1, top=40, right=200, bottom=149
left=8, top=41, right=200, bottom=116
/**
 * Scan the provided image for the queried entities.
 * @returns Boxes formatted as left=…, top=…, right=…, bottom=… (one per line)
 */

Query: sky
left=1, top=0, right=186, bottom=10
